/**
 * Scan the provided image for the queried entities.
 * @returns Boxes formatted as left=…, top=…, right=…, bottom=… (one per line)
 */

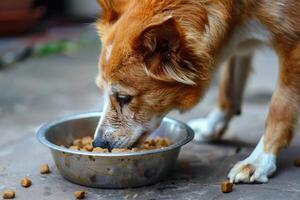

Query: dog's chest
left=218, top=19, right=271, bottom=63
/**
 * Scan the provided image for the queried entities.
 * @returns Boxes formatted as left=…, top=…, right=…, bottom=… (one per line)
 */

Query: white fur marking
left=187, top=108, right=228, bottom=142
left=228, top=137, right=277, bottom=183
left=94, top=88, right=110, bottom=139
left=105, top=45, right=112, bottom=63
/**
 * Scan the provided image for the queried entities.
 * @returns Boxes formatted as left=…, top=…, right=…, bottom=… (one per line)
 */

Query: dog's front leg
left=188, top=54, right=252, bottom=142
left=228, top=44, right=300, bottom=183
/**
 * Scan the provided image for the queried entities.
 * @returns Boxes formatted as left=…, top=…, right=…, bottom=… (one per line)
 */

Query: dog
left=93, top=0, right=300, bottom=184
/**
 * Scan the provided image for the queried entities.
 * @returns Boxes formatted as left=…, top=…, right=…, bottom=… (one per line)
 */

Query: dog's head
left=93, top=0, right=212, bottom=149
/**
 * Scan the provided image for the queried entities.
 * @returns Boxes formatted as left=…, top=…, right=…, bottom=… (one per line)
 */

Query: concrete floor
left=0, top=27, right=300, bottom=200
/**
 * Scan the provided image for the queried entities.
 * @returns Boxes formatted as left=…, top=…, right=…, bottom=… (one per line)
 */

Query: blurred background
left=0, top=0, right=100, bottom=69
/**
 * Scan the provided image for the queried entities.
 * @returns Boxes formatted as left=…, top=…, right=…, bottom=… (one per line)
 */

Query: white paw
left=187, top=108, right=229, bottom=142
left=228, top=138, right=277, bottom=183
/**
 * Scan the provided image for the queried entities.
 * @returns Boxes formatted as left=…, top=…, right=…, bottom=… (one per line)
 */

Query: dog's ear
left=134, top=16, right=197, bottom=85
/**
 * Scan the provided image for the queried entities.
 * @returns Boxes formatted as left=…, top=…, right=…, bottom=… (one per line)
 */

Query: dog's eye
left=116, top=94, right=133, bottom=106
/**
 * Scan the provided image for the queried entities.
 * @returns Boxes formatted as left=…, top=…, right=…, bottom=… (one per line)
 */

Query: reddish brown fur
left=95, top=0, right=300, bottom=151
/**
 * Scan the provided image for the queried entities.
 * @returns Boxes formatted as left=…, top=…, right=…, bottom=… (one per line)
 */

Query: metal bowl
left=36, top=112, right=194, bottom=188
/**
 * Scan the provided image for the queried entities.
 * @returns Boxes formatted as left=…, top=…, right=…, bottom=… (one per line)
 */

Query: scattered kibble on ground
left=20, top=177, right=32, bottom=188
left=74, top=191, right=85, bottom=199
left=221, top=180, right=233, bottom=193
left=2, top=190, right=15, bottom=199
left=294, top=159, right=300, bottom=167
left=65, top=136, right=172, bottom=153
left=40, top=164, right=50, bottom=174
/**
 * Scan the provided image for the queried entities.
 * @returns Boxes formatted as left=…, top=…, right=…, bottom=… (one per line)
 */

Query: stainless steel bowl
left=36, top=112, right=194, bottom=188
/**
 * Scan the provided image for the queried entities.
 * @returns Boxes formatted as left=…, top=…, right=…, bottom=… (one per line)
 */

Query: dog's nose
left=92, top=138, right=110, bottom=149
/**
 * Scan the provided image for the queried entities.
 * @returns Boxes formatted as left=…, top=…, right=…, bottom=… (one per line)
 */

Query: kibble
left=294, top=159, right=300, bottom=167
left=111, top=148, right=132, bottom=153
left=81, top=136, right=93, bottom=146
left=69, top=145, right=80, bottom=151
left=40, top=164, right=50, bottom=174
left=131, top=148, right=140, bottom=152
left=140, top=137, right=171, bottom=150
left=92, top=147, right=109, bottom=153
left=65, top=136, right=173, bottom=153
left=72, top=139, right=83, bottom=148
left=221, top=180, right=233, bottom=193
left=20, top=177, right=32, bottom=188
left=2, top=190, right=15, bottom=199
left=74, top=191, right=85, bottom=199
left=84, top=145, right=94, bottom=152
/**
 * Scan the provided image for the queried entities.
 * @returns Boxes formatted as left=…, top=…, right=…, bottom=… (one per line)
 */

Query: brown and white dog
left=93, top=0, right=300, bottom=183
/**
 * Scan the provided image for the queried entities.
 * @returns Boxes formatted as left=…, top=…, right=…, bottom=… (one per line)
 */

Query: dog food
left=84, top=145, right=94, bottom=152
left=294, top=159, right=300, bottom=167
left=140, top=137, right=172, bottom=149
left=221, top=181, right=233, bottom=193
left=73, top=139, right=83, bottom=147
left=111, top=148, right=132, bottom=153
left=40, top=164, right=50, bottom=174
left=81, top=136, right=93, bottom=146
left=92, top=147, right=109, bottom=153
left=69, top=145, right=80, bottom=150
left=2, top=190, right=15, bottom=199
left=66, top=136, right=172, bottom=152
left=20, top=178, right=32, bottom=188
left=74, top=191, right=85, bottom=199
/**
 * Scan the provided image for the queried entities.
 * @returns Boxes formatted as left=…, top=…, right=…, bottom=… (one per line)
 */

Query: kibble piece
left=20, top=177, right=32, bottom=188
left=73, top=139, right=83, bottom=148
left=131, top=148, right=141, bottom=152
left=81, top=136, right=93, bottom=146
left=69, top=145, right=80, bottom=151
left=40, top=164, right=50, bottom=174
left=84, top=145, right=94, bottom=152
left=92, top=147, right=109, bottom=153
left=111, top=148, right=132, bottom=153
left=149, top=139, right=156, bottom=146
left=155, top=137, right=172, bottom=147
left=221, top=181, right=233, bottom=193
left=294, top=159, right=300, bottom=167
left=161, top=138, right=171, bottom=147
left=74, top=191, right=85, bottom=199
left=141, top=143, right=155, bottom=150
left=2, top=190, right=15, bottom=199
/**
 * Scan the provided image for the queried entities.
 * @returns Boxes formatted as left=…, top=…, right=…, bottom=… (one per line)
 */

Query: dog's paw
left=228, top=152, right=276, bottom=183
left=187, top=108, right=229, bottom=142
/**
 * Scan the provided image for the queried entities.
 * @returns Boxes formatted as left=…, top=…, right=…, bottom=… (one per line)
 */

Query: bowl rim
left=36, top=112, right=194, bottom=157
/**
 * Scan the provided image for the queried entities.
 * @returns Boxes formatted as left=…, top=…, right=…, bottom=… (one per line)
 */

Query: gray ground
left=0, top=27, right=299, bottom=200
